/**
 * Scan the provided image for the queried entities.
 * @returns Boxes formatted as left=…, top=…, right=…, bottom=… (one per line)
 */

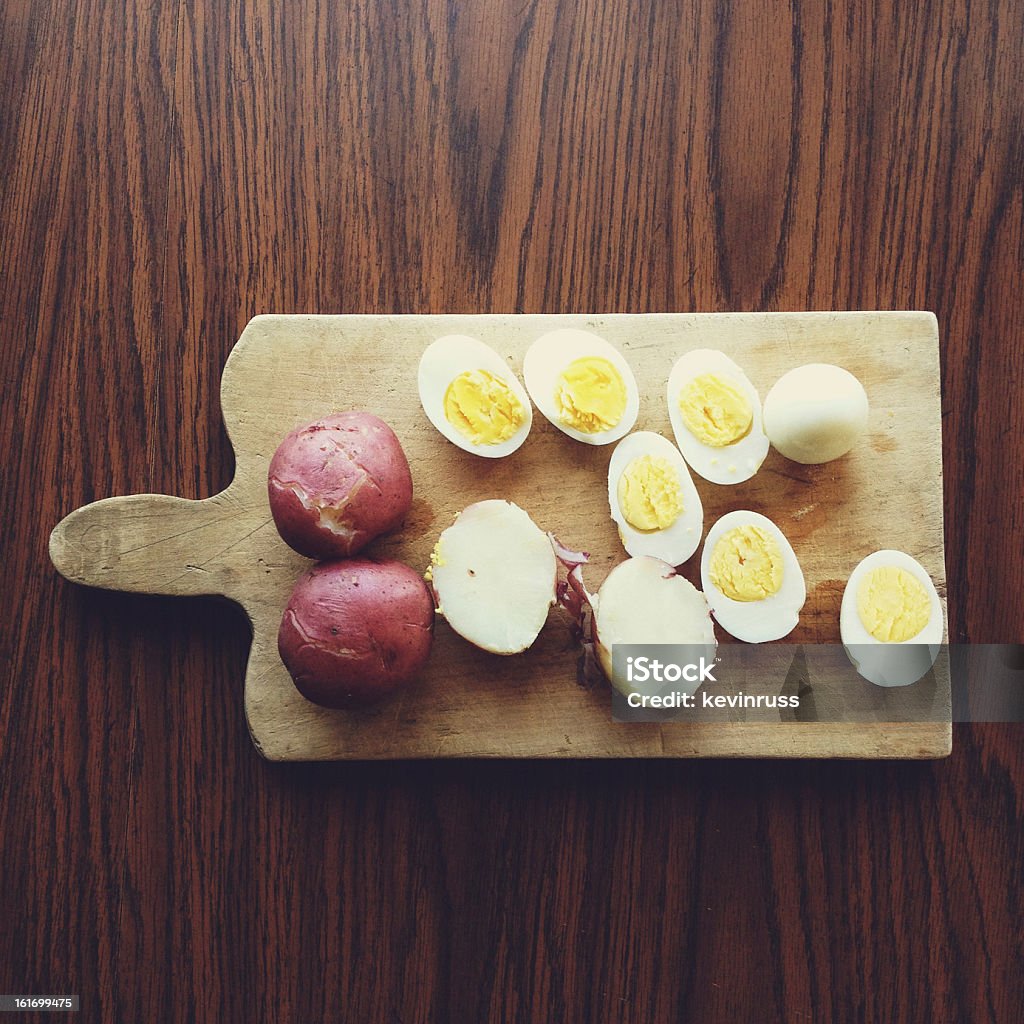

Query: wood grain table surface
left=2, top=0, right=1022, bottom=1020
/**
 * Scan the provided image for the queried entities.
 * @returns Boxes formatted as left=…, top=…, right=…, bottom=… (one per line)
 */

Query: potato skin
left=278, top=559, right=435, bottom=708
left=268, top=412, right=413, bottom=559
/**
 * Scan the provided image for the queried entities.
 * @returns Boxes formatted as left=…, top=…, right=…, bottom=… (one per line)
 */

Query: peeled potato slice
left=592, top=556, right=717, bottom=695
left=429, top=500, right=557, bottom=655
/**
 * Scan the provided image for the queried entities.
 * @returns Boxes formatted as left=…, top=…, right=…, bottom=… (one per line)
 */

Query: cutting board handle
left=49, top=491, right=245, bottom=598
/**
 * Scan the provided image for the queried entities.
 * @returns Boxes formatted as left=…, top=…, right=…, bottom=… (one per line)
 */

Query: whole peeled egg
left=418, top=335, right=532, bottom=458
left=523, top=329, right=640, bottom=445
left=607, top=431, right=704, bottom=566
left=700, top=510, right=806, bottom=642
left=667, top=349, right=770, bottom=484
left=840, top=550, right=943, bottom=686
left=763, top=363, right=869, bottom=464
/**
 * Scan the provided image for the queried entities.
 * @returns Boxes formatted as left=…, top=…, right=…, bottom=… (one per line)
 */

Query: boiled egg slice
left=607, top=431, right=704, bottom=566
left=523, top=329, right=640, bottom=445
left=418, top=335, right=532, bottom=458
left=700, top=510, right=805, bottom=642
left=667, top=349, right=769, bottom=484
left=840, top=550, right=943, bottom=686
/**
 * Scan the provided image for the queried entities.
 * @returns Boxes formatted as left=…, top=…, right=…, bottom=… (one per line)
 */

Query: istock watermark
left=625, top=654, right=718, bottom=687
left=610, top=643, right=1024, bottom=724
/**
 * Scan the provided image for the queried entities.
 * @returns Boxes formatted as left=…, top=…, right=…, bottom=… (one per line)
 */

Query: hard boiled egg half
left=700, top=510, right=806, bottom=642
left=667, top=349, right=769, bottom=484
left=523, top=329, right=640, bottom=445
left=607, top=431, right=704, bottom=566
left=418, top=335, right=532, bottom=457
left=840, top=550, right=943, bottom=686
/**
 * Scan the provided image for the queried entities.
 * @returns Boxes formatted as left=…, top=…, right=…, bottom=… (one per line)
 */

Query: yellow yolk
left=617, top=455, right=683, bottom=532
left=709, top=525, right=784, bottom=602
left=444, top=370, right=525, bottom=445
left=678, top=373, right=753, bottom=447
left=555, top=357, right=627, bottom=433
left=856, top=566, right=931, bottom=642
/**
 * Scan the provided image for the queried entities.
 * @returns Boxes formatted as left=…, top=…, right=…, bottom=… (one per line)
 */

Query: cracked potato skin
left=267, top=412, right=413, bottom=559
left=278, top=559, right=435, bottom=707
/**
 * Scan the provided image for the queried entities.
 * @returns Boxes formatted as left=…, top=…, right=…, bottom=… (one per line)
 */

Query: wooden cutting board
left=49, top=313, right=950, bottom=760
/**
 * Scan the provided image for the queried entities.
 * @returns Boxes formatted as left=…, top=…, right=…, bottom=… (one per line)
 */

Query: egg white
left=523, top=329, right=640, bottom=445
left=700, top=510, right=806, bottom=643
left=840, top=550, right=943, bottom=687
left=666, top=349, right=769, bottom=484
left=607, top=431, right=704, bottom=566
left=418, top=335, right=532, bottom=458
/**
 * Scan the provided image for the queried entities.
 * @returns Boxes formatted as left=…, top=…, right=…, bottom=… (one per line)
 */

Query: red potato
left=268, top=412, right=413, bottom=559
left=278, top=559, right=434, bottom=708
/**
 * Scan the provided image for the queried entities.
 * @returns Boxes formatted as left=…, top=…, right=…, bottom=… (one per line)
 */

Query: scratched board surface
left=49, top=312, right=949, bottom=759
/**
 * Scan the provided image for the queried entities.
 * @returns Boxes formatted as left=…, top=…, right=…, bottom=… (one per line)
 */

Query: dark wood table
left=3, top=1, right=1022, bottom=1020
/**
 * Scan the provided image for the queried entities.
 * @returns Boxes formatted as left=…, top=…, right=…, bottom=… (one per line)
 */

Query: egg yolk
left=617, top=456, right=683, bottom=532
left=444, top=370, right=525, bottom=445
left=709, top=525, right=784, bottom=602
left=856, top=566, right=930, bottom=642
left=555, top=357, right=627, bottom=433
left=679, top=373, right=753, bottom=447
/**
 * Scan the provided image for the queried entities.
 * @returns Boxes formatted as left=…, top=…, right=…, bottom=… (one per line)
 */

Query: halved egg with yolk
left=840, top=550, right=943, bottom=686
left=418, top=335, right=532, bottom=458
left=700, top=510, right=806, bottom=642
left=667, top=349, right=769, bottom=484
left=523, top=329, right=640, bottom=445
left=607, top=431, right=704, bottom=566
